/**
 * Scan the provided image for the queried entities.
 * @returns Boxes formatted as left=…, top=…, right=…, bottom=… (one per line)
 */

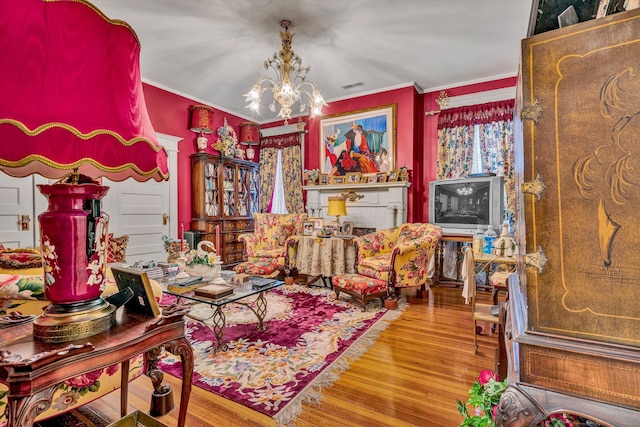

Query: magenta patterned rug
left=158, top=284, right=405, bottom=426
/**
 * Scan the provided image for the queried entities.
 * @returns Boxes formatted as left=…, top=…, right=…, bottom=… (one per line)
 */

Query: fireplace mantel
left=303, top=181, right=410, bottom=231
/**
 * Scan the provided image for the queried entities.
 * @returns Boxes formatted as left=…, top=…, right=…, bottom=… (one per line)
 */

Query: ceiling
left=90, top=0, right=534, bottom=123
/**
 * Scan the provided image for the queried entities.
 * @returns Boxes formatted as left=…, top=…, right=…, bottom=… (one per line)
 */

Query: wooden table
left=433, top=233, right=472, bottom=285
left=0, top=305, right=193, bottom=427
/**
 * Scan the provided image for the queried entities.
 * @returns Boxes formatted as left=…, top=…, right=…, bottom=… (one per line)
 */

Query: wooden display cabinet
left=190, top=153, right=259, bottom=267
left=498, top=8, right=640, bottom=426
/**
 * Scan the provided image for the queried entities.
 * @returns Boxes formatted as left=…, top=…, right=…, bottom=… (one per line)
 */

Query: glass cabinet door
left=204, top=161, right=219, bottom=217
left=237, top=168, right=250, bottom=217
left=249, top=168, right=259, bottom=214
left=223, top=164, right=236, bottom=216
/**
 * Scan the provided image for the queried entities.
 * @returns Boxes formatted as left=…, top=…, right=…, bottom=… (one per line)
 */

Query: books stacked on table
left=194, top=283, right=234, bottom=299
left=167, top=276, right=205, bottom=294
left=142, top=266, right=164, bottom=281
left=158, top=262, right=181, bottom=278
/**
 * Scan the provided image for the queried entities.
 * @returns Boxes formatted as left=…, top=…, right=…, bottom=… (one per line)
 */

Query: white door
left=0, top=174, right=35, bottom=248
left=102, top=178, right=170, bottom=262
left=101, top=133, right=181, bottom=263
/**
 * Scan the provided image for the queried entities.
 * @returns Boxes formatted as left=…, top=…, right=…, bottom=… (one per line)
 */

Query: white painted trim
left=156, top=132, right=183, bottom=240
left=260, top=123, right=305, bottom=137
left=424, top=72, right=517, bottom=93
left=327, top=81, right=419, bottom=102
left=445, top=86, right=516, bottom=109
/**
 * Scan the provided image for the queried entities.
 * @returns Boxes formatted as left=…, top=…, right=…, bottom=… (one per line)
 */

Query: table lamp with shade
left=327, top=196, right=348, bottom=228
left=239, top=121, right=261, bottom=161
left=190, top=105, right=215, bottom=153
left=0, top=0, right=169, bottom=343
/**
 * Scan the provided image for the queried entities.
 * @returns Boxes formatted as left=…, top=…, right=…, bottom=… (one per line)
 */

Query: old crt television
left=428, top=175, right=504, bottom=234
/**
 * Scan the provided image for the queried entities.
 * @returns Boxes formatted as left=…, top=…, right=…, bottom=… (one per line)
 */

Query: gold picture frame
left=387, top=169, right=400, bottom=182
left=346, top=172, right=361, bottom=184
left=303, top=221, right=314, bottom=235
left=309, top=217, right=324, bottom=230
left=361, top=173, right=377, bottom=183
left=110, top=265, right=161, bottom=317
left=376, top=172, right=388, bottom=183
left=329, top=176, right=346, bottom=185
left=319, top=104, right=397, bottom=175
left=319, top=174, right=329, bottom=185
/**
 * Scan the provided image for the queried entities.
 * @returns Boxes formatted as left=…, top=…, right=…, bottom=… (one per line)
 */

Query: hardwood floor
left=87, top=285, right=500, bottom=427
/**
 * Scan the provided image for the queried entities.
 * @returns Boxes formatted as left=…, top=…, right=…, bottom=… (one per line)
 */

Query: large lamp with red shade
left=0, top=1, right=169, bottom=342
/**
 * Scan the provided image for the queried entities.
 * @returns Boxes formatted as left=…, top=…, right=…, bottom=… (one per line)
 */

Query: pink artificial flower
left=493, top=404, right=498, bottom=421
left=66, top=368, right=103, bottom=388
left=478, top=369, right=497, bottom=386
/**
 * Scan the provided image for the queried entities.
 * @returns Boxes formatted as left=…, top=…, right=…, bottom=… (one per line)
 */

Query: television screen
left=429, top=176, right=504, bottom=234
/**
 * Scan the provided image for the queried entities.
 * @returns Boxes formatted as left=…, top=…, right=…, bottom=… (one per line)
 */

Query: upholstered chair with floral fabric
left=354, top=222, right=443, bottom=294
left=238, top=212, right=308, bottom=267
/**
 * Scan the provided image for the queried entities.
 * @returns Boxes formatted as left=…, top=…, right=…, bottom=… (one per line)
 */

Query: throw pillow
left=106, top=234, right=129, bottom=263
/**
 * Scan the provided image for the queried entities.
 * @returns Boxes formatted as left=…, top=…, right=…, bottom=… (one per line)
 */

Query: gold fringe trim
left=272, top=298, right=409, bottom=427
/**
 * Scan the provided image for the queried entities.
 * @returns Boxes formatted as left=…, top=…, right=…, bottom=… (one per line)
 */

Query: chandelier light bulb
left=244, top=19, right=327, bottom=124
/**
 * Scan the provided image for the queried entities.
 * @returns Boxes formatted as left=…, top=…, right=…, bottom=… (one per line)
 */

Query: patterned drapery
left=435, top=99, right=516, bottom=226
left=258, top=132, right=305, bottom=213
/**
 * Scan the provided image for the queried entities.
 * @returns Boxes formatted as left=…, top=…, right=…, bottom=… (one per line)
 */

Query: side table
left=433, top=233, right=473, bottom=285
left=293, top=235, right=356, bottom=284
left=0, top=305, right=193, bottom=427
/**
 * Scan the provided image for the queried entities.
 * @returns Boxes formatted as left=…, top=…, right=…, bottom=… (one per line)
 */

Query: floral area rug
left=158, top=284, right=406, bottom=426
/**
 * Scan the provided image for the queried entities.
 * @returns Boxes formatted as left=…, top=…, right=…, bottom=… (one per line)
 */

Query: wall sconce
left=189, top=105, right=215, bottom=152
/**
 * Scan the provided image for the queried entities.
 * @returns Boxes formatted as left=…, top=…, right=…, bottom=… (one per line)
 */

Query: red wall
left=141, top=76, right=516, bottom=229
left=306, top=86, right=420, bottom=220
left=142, top=84, right=248, bottom=229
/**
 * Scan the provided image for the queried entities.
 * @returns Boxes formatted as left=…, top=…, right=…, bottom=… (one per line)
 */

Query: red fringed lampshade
left=0, top=0, right=169, bottom=342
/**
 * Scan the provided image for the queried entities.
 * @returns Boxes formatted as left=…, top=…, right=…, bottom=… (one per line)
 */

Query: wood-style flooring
left=87, top=285, right=500, bottom=427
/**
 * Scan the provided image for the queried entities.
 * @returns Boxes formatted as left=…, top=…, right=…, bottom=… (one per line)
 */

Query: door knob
left=20, top=214, right=31, bottom=230
left=163, top=214, right=169, bottom=225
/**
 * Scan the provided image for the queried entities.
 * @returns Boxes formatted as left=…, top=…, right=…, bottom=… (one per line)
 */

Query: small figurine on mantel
left=494, top=223, right=517, bottom=257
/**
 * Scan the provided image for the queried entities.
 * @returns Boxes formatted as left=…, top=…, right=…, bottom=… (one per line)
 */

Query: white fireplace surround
left=303, top=181, right=410, bottom=231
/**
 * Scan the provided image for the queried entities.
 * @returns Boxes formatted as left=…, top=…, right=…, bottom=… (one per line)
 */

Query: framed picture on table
left=341, top=221, right=355, bottom=236
left=319, top=104, right=397, bottom=175
left=110, top=265, right=160, bottom=317
left=309, top=217, right=324, bottom=231
left=303, top=221, right=314, bottom=235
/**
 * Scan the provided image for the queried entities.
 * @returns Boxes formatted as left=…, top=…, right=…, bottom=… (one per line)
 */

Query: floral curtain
left=436, top=100, right=516, bottom=226
left=259, top=133, right=305, bottom=213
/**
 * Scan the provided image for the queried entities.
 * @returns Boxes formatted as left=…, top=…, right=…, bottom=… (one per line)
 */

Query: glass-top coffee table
left=164, top=278, right=283, bottom=352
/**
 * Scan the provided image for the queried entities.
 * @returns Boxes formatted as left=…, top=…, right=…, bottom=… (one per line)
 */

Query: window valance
left=260, top=132, right=300, bottom=149
left=437, top=99, right=515, bottom=130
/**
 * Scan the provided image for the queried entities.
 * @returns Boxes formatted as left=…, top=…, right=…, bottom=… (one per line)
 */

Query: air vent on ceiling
left=342, top=82, right=365, bottom=90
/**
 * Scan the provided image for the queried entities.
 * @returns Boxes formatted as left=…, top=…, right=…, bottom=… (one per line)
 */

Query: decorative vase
left=494, top=223, right=517, bottom=257
left=246, top=146, right=255, bottom=161
left=196, top=135, right=208, bottom=152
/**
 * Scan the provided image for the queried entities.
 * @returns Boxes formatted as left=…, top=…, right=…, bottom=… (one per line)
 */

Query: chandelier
left=244, top=19, right=327, bottom=124
left=457, top=184, right=474, bottom=196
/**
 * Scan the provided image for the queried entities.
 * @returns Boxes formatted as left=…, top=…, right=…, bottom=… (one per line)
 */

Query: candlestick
left=215, top=224, right=221, bottom=254
left=180, top=223, right=184, bottom=252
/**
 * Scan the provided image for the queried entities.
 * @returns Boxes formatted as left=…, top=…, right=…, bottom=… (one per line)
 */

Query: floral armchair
left=354, top=223, right=442, bottom=294
left=238, top=212, right=308, bottom=266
